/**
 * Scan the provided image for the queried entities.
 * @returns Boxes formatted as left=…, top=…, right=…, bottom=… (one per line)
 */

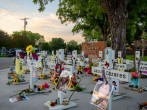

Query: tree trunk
left=101, top=13, right=109, bottom=41
left=102, top=33, right=107, bottom=41
left=100, top=0, right=128, bottom=58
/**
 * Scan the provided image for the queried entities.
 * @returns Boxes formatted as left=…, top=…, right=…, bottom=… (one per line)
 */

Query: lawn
left=0, top=55, right=9, bottom=57
left=126, top=55, right=147, bottom=61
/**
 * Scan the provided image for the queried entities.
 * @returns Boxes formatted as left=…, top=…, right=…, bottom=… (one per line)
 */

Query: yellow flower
left=26, top=45, right=33, bottom=53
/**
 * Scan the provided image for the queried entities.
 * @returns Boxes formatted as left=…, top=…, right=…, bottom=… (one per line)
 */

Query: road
left=0, top=57, right=14, bottom=70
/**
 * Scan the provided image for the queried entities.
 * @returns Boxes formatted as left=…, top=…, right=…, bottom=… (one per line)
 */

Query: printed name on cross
left=115, top=64, right=126, bottom=69
left=140, top=65, right=147, bottom=71
left=64, top=67, right=70, bottom=72
left=92, top=67, right=131, bottom=82
left=140, top=61, right=147, bottom=66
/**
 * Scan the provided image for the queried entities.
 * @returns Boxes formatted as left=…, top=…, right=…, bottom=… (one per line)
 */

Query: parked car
left=7, top=48, right=16, bottom=57
left=7, top=48, right=26, bottom=57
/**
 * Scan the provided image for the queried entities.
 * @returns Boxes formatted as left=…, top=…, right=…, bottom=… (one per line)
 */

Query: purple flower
left=32, top=53, right=38, bottom=60
left=18, top=52, right=24, bottom=59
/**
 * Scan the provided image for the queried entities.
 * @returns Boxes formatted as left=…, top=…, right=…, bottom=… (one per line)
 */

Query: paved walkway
left=0, top=69, right=147, bottom=110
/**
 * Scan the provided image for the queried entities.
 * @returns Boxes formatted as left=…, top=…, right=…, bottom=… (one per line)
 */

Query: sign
left=92, top=66, right=102, bottom=75
left=114, top=64, right=127, bottom=71
left=64, top=65, right=74, bottom=73
left=92, top=66, right=131, bottom=82
left=65, top=60, right=72, bottom=65
left=140, top=64, right=147, bottom=71
left=140, top=61, right=147, bottom=66
left=105, top=70, right=131, bottom=82
left=140, top=61, right=147, bottom=75
left=118, top=51, right=122, bottom=58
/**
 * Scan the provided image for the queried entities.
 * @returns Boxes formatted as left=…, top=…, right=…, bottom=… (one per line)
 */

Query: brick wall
left=82, top=41, right=107, bottom=60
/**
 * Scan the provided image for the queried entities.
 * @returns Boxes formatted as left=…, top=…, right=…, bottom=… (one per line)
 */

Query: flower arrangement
left=131, top=71, right=138, bottom=78
left=128, top=67, right=139, bottom=88
left=26, top=45, right=34, bottom=54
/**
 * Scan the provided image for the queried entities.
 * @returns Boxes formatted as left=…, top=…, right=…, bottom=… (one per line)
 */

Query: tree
left=49, top=38, right=66, bottom=51
left=58, top=0, right=110, bottom=41
left=10, top=31, right=45, bottom=49
left=0, top=30, right=11, bottom=48
left=100, top=0, right=128, bottom=57
left=33, top=0, right=147, bottom=57
left=66, top=40, right=81, bottom=52
left=40, top=42, right=51, bottom=51
left=127, top=1, right=147, bottom=45
left=33, top=0, right=109, bottom=41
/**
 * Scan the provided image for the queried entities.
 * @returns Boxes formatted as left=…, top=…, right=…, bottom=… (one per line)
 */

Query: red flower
left=131, top=72, right=138, bottom=78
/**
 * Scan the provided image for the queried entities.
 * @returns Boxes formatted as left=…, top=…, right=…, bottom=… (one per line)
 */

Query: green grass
left=0, top=55, right=9, bottom=57
left=126, top=55, right=147, bottom=61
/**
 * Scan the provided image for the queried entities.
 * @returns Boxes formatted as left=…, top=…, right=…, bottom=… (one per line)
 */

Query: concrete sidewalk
left=0, top=69, right=147, bottom=110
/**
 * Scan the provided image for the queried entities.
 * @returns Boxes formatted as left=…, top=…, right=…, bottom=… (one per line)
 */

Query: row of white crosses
left=44, top=49, right=82, bottom=109
left=113, top=50, right=147, bottom=88
left=50, top=49, right=90, bottom=76
left=49, top=49, right=75, bottom=73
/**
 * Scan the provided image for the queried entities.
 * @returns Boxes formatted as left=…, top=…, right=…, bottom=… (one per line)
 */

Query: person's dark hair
left=112, top=81, right=117, bottom=86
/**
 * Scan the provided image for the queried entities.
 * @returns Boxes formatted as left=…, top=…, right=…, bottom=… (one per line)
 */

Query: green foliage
left=126, top=55, right=147, bottom=61
left=33, top=0, right=109, bottom=41
left=40, top=42, right=51, bottom=51
left=0, top=30, right=11, bottom=48
left=49, top=38, right=66, bottom=51
left=10, top=31, right=45, bottom=49
left=33, top=0, right=147, bottom=50
left=128, top=67, right=136, bottom=72
left=33, top=0, right=54, bottom=12
left=127, top=0, right=147, bottom=42
left=57, top=0, right=109, bottom=41
left=0, top=55, right=9, bottom=57
left=66, top=40, right=81, bottom=53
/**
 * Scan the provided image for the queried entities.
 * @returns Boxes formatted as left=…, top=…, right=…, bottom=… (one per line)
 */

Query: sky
left=0, top=0, right=85, bottom=43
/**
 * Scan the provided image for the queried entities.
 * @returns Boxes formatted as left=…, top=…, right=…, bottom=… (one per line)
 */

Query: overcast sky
left=0, top=0, right=84, bottom=43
